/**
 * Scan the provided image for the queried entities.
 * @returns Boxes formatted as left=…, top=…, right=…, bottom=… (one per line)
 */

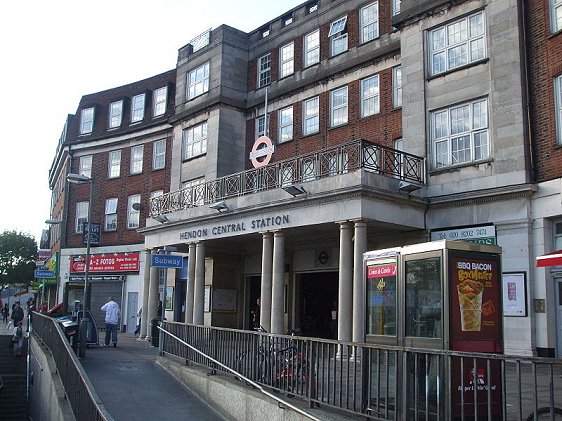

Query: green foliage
left=0, top=230, right=38, bottom=291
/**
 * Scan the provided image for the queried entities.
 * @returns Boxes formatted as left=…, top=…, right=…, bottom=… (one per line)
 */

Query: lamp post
left=67, top=172, right=93, bottom=357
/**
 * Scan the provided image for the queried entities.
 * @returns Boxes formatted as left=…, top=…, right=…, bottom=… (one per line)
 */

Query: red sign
left=249, top=136, right=275, bottom=168
left=70, top=253, right=140, bottom=273
left=367, top=263, right=397, bottom=279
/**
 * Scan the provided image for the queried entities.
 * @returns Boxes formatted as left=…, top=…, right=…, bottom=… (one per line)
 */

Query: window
left=283, top=14, right=293, bottom=27
left=280, top=43, right=294, bottom=78
left=279, top=106, right=293, bottom=143
left=329, top=16, right=348, bottom=56
left=187, top=62, right=210, bottom=99
left=80, top=107, right=94, bottom=134
left=303, top=97, right=319, bottom=135
left=153, top=87, right=167, bottom=116
left=361, top=75, right=380, bottom=117
left=108, top=150, right=121, bottom=178
left=130, top=145, right=144, bottom=174
left=109, top=100, right=123, bottom=128
left=182, top=178, right=205, bottom=206
left=257, top=54, right=271, bottom=88
left=131, top=94, right=145, bottom=123
left=307, top=2, right=318, bottom=14
left=432, top=98, right=489, bottom=169
left=127, top=194, right=141, bottom=229
left=304, top=30, right=320, bottom=67
left=182, top=122, right=208, bottom=159
left=429, top=11, right=486, bottom=76
left=105, top=198, right=118, bottom=231
left=392, top=0, right=401, bottom=16
left=360, top=2, right=379, bottom=44
left=555, top=221, right=562, bottom=250
left=256, top=115, right=270, bottom=137
left=393, top=66, right=402, bottom=108
left=331, top=86, right=348, bottom=127
left=555, top=75, right=562, bottom=145
left=261, top=26, right=270, bottom=38
left=153, top=139, right=166, bottom=170
left=79, top=155, right=92, bottom=178
left=75, top=201, right=88, bottom=234
left=551, top=0, right=562, bottom=32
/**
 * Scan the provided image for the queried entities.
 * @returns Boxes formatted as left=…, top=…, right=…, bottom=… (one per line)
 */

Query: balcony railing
left=150, top=139, right=425, bottom=217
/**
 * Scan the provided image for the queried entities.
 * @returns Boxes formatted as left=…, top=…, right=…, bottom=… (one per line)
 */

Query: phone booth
left=364, top=240, right=503, bottom=420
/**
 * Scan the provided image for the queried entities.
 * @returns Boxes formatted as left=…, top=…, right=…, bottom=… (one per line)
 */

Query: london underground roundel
left=249, top=136, right=275, bottom=168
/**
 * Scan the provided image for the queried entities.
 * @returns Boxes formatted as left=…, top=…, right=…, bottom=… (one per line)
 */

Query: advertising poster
left=366, top=261, right=397, bottom=336
left=70, top=253, right=140, bottom=273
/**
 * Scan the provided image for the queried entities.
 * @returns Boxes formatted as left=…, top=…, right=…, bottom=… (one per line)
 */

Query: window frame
left=108, top=150, right=121, bottom=178
left=393, top=66, right=402, bottom=108
left=280, top=42, right=294, bottom=78
left=109, top=100, right=123, bottom=128
left=79, top=155, right=92, bottom=178
left=392, top=0, right=401, bottom=16
left=153, top=86, right=167, bottom=117
left=278, top=106, right=293, bottom=143
left=555, top=75, right=562, bottom=146
left=131, top=93, right=145, bottom=123
left=104, top=198, right=118, bottom=231
left=130, top=145, right=144, bottom=175
left=361, top=74, right=380, bottom=118
left=153, top=139, right=166, bottom=170
left=127, top=194, right=141, bottom=229
left=257, top=54, right=271, bottom=88
left=303, top=97, right=320, bottom=135
left=360, top=2, right=379, bottom=44
left=80, top=107, right=94, bottom=134
left=182, top=122, right=208, bottom=160
left=329, top=16, right=348, bottom=56
left=75, top=201, right=88, bottom=234
left=187, top=62, right=210, bottom=100
left=256, top=115, right=270, bottom=138
left=551, top=0, right=562, bottom=33
left=330, top=86, right=348, bottom=127
left=304, top=30, right=320, bottom=67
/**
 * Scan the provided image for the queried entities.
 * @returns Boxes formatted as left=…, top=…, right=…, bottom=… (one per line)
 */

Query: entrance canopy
left=536, top=250, right=562, bottom=267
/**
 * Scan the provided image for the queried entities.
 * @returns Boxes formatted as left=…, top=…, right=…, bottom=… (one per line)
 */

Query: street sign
left=82, top=222, right=101, bottom=246
left=151, top=254, right=184, bottom=268
left=34, top=269, right=55, bottom=279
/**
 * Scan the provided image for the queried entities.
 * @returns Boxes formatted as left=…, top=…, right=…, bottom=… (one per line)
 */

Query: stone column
left=146, top=251, right=160, bottom=339
left=353, top=221, right=368, bottom=345
left=193, top=242, right=205, bottom=325
left=260, top=232, right=273, bottom=332
left=338, top=222, right=353, bottom=344
left=271, top=231, right=285, bottom=334
left=139, top=249, right=151, bottom=339
left=185, top=243, right=196, bottom=324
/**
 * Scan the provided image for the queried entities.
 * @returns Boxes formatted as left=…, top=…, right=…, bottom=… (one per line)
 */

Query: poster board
left=212, top=289, right=236, bottom=312
left=502, top=272, right=527, bottom=317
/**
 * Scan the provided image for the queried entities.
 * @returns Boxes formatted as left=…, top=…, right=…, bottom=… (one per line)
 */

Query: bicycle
left=236, top=325, right=274, bottom=385
left=526, top=406, right=562, bottom=421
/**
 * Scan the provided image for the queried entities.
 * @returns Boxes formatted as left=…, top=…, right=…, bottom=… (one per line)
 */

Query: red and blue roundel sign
left=249, top=136, right=275, bottom=168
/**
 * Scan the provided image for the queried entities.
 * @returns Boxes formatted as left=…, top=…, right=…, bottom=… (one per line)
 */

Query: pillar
left=353, top=221, right=368, bottom=344
left=185, top=243, right=196, bottom=324
left=338, top=222, right=353, bottom=343
left=193, top=242, right=205, bottom=325
left=139, top=249, right=151, bottom=339
left=260, top=232, right=273, bottom=332
left=146, top=251, right=160, bottom=337
left=271, top=231, right=285, bottom=334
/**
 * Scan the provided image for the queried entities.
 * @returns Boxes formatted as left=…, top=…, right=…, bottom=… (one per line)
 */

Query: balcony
left=150, top=139, right=425, bottom=217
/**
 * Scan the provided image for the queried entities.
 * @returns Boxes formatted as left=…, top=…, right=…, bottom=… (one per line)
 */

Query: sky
left=0, top=0, right=304, bottom=245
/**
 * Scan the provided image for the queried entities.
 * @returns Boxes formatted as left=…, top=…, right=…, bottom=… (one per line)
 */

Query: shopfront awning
left=536, top=250, right=562, bottom=267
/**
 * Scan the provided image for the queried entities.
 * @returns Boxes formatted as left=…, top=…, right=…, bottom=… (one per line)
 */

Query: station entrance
left=296, top=271, right=338, bottom=339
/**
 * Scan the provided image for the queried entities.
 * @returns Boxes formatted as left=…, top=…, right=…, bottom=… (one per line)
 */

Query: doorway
left=126, top=292, right=138, bottom=333
left=296, top=272, right=338, bottom=339
left=247, top=276, right=261, bottom=330
left=557, top=279, right=562, bottom=358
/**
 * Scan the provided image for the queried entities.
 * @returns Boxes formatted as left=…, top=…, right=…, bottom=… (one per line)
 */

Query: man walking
left=101, top=297, right=120, bottom=347
left=11, top=301, right=24, bottom=328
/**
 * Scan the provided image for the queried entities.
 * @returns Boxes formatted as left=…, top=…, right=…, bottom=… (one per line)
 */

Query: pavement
left=78, top=333, right=227, bottom=421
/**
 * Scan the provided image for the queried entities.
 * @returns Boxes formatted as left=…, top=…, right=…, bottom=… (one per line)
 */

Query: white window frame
left=75, top=201, right=88, bottom=234
left=127, top=194, right=141, bottom=229
left=429, top=11, right=486, bottom=76
left=130, top=145, right=144, bottom=175
left=279, top=106, right=293, bottom=143
left=109, top=100, right=123, bottom=128
left=551, top=0, right=562, bottom=33
left=188, top=62, right=210, bottom=99
left=304, top=30, right=320, bottom=67
left=360, top=2, right=379, bottom=44
left=330, top=86, right=348, bottom=127
left=280, top=43, right=294, bottom=78
left=105, top=198, right=118, bottom=231
left=79, top=155, right=92, bottom=178
left=393, top=66, right=402, bottom=108
left=329, top=16, right=348, bottom=56
left=256, top=115, right=270, bottom=138
left=555, top=75, right=562, bottom=146
left=182, top=122, right=208, bottom=160
left=361, top=74, right=380, bottom=117
left=80, top=107, right=94, bottom=134
left=257, top=54, right=271, bottom=88
left=431, top=98, right=489, bottom=169
left=153, top=139, right=166, bottom=170
left=303, top=97, right=319, bottom=135
left=153, top=86, right=167, bottom=116
left=555, top=221, right=562, bottom=250
left=392, top=0, right=401, bottom=16
left=131, top=94, right=145, bottom=123
left=108, top=150, right=121, bottom=178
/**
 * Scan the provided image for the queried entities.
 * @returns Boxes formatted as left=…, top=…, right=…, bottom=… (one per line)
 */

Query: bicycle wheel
left=526, top=407, right=562, bottom=421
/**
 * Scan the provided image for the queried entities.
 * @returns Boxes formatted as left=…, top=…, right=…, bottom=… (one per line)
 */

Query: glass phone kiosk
left=364, top=240, right=503, bottom=420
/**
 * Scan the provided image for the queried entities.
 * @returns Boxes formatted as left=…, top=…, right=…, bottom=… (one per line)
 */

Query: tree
left=0, top=230, right=37, bottom=293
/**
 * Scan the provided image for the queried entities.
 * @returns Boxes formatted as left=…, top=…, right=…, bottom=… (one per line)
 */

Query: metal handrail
left=150, top=139, right=425, bottom=216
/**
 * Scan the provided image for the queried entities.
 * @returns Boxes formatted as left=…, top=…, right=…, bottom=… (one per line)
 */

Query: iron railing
left=160, top=322, right=562, bottom=421
left=31, top=313, right=112, bottom=421
left=150, top=139, right=425, bottom=216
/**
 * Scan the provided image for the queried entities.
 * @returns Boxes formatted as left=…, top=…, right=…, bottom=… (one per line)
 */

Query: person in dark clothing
left=11, top=301, right=24, bottom=326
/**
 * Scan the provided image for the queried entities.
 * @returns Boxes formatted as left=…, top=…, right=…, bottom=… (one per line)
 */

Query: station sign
left=151, top=254, right=184, bottom=268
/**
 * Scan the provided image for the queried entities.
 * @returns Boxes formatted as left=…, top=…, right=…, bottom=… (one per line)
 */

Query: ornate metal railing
left=150, top=139, right=425, bottom=217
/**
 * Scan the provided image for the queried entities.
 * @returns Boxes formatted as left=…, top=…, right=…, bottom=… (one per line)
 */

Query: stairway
left=0, top=332, right=28, bottom=421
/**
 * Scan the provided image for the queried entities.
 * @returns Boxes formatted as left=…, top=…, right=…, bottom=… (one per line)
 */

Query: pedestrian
left=134, top=307, right=142, bottom=335
left=2, top=303, right=9, bottom=324
left=101, top=297, right=121, bottom=347
left=11, top=301, right=24, bottom=327
left=12, top=321, right=24, bottom=357
left=250, top=298, right=261, bottom=329
left=157, top=300, right=163, bottom=318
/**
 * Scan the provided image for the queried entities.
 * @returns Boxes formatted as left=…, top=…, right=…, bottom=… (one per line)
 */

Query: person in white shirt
left=101, top=297, right=121, bottom=347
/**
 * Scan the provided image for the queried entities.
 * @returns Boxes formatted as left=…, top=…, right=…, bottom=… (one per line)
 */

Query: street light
left=67, top=172, right=93, bottom=357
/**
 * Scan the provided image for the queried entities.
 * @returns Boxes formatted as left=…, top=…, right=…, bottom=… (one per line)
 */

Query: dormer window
left=307, top=2, right=318, bottom=14
left=283, top=14, right=293, bottom=27
left=80, top=107, right=94, bottom=134
left=109, top=100, right=123, bottom=128
left=261, top=26, right=270, bottom=38
left=329, top=16, right=348, bottom=56
left=131, top=94, right=145, bottom=123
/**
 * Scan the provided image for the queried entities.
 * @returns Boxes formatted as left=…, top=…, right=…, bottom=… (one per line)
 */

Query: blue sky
left=0, top=0, right=304, bottom=243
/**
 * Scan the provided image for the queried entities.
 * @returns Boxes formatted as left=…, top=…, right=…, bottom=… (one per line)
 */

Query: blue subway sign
left=35, top=270, right=55, bottom=279
left=151, top=254, right=184, bottom=269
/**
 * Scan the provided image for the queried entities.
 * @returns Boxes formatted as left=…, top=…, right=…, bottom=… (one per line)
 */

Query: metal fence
left=160, top=322, right=562, bottom=421
left=150, top=139, right=426, bottom=216
left=31, top=313, right=112, bottom=421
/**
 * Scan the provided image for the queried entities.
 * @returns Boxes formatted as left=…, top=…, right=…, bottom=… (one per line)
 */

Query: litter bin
left=151, top=318, right=161, bottom=347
